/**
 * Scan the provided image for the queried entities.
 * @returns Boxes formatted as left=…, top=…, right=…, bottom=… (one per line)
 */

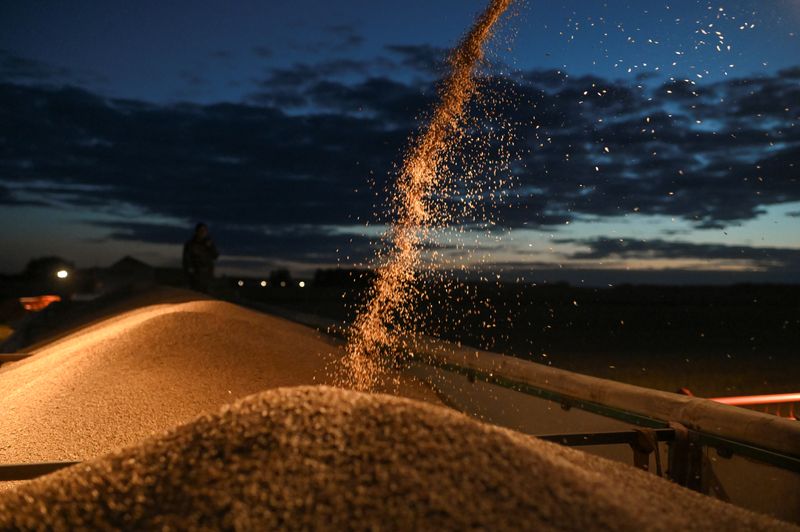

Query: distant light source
left=237, top=280, right=244, bottom=287
left=298, top=281, right=306, bottom=288
left=280, top=281, right=286, bottom=287
left=20, top=295, right=62, bottom=312
left=260, top=280, right=267, bottom=287
left=56, top=269, right=69, bottom=279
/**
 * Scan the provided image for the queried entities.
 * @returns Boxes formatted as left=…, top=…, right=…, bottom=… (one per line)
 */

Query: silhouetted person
left=183, top=223, right=219, bottom=293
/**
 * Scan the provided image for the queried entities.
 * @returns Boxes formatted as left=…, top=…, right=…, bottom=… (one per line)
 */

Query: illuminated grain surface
left=0, top=386, right=792, bottom=531
left=0, top=300, right=436, bottom=467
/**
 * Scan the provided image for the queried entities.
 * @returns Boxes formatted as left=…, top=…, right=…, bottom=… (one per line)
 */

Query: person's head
left=194, top=222, right=209, bottom=239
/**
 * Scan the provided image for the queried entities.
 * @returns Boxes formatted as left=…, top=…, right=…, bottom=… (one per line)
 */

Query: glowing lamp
left=298, top=281, right=306, bottom=288
left=56, top=269, right=69, bottom=279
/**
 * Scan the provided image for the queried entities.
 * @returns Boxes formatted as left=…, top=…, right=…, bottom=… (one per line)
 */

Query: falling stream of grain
left=342, top=0, right=514, bottom=391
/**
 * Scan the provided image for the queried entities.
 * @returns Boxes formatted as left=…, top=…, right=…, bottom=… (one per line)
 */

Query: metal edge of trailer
left=408, top=338, right=800, bottom=472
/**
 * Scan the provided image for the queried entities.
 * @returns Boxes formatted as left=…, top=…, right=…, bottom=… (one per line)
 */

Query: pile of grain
left=0, top=300, right=434, bottom=464
left=0, top=386, right=791, bottom=531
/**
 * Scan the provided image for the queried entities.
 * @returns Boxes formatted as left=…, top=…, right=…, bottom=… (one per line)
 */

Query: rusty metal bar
left=0, top=461, right=79, bottom=481
left=415, top=355, right=800, bottom=473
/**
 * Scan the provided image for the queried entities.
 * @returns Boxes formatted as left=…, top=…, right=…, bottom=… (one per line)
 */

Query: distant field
left=237, top=281, right=800, bottom=397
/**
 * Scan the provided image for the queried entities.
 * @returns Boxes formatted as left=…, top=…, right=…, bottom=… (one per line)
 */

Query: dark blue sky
left=3, top=0, right=797, bottom=103
left=1, top=1, right=798, bottom=283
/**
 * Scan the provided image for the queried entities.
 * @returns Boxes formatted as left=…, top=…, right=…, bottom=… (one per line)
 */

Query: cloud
left=1, top=61, right=799, bottom=270
left=305, top=77, right=433, bottom=124
left=251, top=45, right=446, bottom=105
left=286, top=24, right=364, bottom=54
left=0, top=49, right=107, bottom=88
left=0, top=81, right=408, bottom=229
left=261, top=59, right=373, bottom=87
left=94, top=220, right=374, bottom=263
left=556, top=237, right=800, bottom=270
left=248, top=59, right=386, bottom=107
left=494, top=68, right=800, bottom=228
left=323, top=24, right=365, bottom=50
left=0, top=49, right=72, bottom=83
left=384, top=44, right=448, bottom=75
left=0, top=184, right=48, bottom=207
left=179, top=70, right=208, bottom=86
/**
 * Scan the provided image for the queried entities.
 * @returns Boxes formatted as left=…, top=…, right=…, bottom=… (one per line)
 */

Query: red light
left=19, top=295, right=62, bottom=312
left=709, top=393, right=800, bottom=406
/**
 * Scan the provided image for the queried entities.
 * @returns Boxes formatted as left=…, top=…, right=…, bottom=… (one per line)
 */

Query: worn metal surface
left=0, top=462, right=78, bottom=481
left=409, top=338, right=800, bottom=473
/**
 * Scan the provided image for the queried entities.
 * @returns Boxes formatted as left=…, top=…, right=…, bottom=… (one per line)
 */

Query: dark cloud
left=287, top=24, right=364, bottom=54
left=778, top=66, right=800, bottom=79
left=520, top=69, right=569, bottom=89
left=556, top=237, right=800, bottom=271
left=249, top=59, right=383, bottom=107
left=0, top=80, right=406, bottom=232
left=0, top=49, right=111, bottom=91
left=263, top=60, right=372, bottom=87
left=323, top=24, right=365, bottom=50
left=1, top=61, right=798, bottom=270
left=305, top=77, right=432, bottom=124
left=0, top=49, right=71, bottom=83
left=94, top=220, right=374, bottom=263
left=179, top=70, right=207, bottom=86
left=251, top=46, right=445, bottom=107
left=0, top=184, right=48, bottom=207
left=384, top=44, right=448, bottom=75
left=492, top=67, right=800, bottom=229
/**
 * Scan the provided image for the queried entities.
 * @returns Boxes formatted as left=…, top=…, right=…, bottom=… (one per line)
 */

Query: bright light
left=280, top=281, right=286, bottom=287
left=298, top=281, right=306, bottom=288
left=20, top=295, right=61, bottom=311
left=237, top=280, right=244, bottom=287
left=710, top=392, right=800, bottom=406
left=56, top=269, right=69, bottom=279
left=260, top=280, right=267, bottom=287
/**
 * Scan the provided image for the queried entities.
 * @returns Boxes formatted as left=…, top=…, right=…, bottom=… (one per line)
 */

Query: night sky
left=1, top=0, right=798, bottom=283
